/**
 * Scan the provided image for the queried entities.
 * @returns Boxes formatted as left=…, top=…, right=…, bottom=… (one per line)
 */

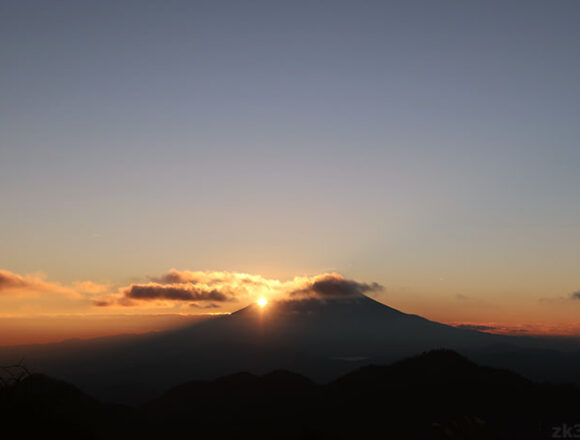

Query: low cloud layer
left=539, top=290, right=580, bottom=303
left=455, top=324, right=501, bottom=332
left=93, top=270, right=383, bottom=308
left=189, top=302, right=220, bottom=309
left=151, top=269, right=269, bottom=288
left=452, top=322, right=557, bottom=336
left=3, top=268, right=580, bottom=336
left=126, top=284, right=230, bottom=302
left=0, top=269, right=80, bottom=298
left=0, top=270, right=28, bottom=291
left=0, top=268, right=384, bottom=314
left=1, top=268, right=383, bottom=309
left=291, top=274, right=382, bottom=299
left=72, top=281, right=110, bottom=294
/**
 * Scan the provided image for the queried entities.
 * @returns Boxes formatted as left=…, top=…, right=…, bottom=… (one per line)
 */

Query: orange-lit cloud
left=3, top=267, right=580, bottom=343
left=0, top=269, right=81, bottom=299
left=92, top=270, right=381, bottom=309
left=72, top=280, right=110, bottom=294
left=152, top=269, right=271, bottom=287
left=189, top=303, right=221, bottom=309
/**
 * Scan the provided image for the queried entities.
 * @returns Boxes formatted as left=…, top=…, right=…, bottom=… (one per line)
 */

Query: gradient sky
left=1, top=1, right=580, bottom=341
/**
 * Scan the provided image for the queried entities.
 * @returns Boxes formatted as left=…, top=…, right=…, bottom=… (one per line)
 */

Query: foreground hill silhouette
left=2, top=350, right=578, bottom=439
left=2, top=295, right=580, bottom=404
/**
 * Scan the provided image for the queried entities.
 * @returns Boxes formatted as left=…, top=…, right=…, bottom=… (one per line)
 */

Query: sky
left=1, top=0, right=580, bottom=343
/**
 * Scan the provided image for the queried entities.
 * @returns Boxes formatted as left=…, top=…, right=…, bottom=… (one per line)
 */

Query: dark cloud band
left=291, top=275, right=383, bottom=298
left=125, top=285, right=230, bottom=302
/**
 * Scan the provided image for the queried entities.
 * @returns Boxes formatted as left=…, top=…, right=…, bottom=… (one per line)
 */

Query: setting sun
left=257, top=297, right=268, bottom=308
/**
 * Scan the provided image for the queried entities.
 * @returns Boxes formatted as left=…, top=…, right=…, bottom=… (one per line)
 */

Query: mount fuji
left=1, top=293, right=579, bottom=404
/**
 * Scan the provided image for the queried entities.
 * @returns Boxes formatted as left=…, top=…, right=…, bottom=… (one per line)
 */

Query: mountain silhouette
left=2, top=350, right=578, bottom=440
left=1, top=295, right=580, bottom=404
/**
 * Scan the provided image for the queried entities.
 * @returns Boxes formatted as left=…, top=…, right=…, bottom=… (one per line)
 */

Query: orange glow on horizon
left=1, top=267, right=580, bottom=345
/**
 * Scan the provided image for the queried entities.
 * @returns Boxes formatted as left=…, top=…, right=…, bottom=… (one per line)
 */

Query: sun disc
left=257, top=297, right=268, bottom=307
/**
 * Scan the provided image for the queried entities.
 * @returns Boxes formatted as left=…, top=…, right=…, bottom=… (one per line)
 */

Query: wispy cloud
left=151, top=269, right=270, bottom=287
left=72, top=280, right=110, bottom=294
left=0, top=269, right=80, bottom=299
left=451, top=321, right=580, bottom=336
left=453, top=322, right=534, bottom=335
left=454, top=323, right=501, bottom=332
left=538, top=290, right=580, bottom=303
left=189, top=302, right=221, bottom=309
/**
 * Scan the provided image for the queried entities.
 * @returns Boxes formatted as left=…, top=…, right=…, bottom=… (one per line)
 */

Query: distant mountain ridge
left=2, top=350, right=578, bottom=440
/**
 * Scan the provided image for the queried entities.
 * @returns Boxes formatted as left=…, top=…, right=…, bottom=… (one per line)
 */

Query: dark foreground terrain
left=1, top=349, right=578, bottom=440
left=3, top=297, right=580, bottom=407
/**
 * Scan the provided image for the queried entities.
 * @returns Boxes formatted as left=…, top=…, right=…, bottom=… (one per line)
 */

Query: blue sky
left=1, top=1, right=579, bottom=328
